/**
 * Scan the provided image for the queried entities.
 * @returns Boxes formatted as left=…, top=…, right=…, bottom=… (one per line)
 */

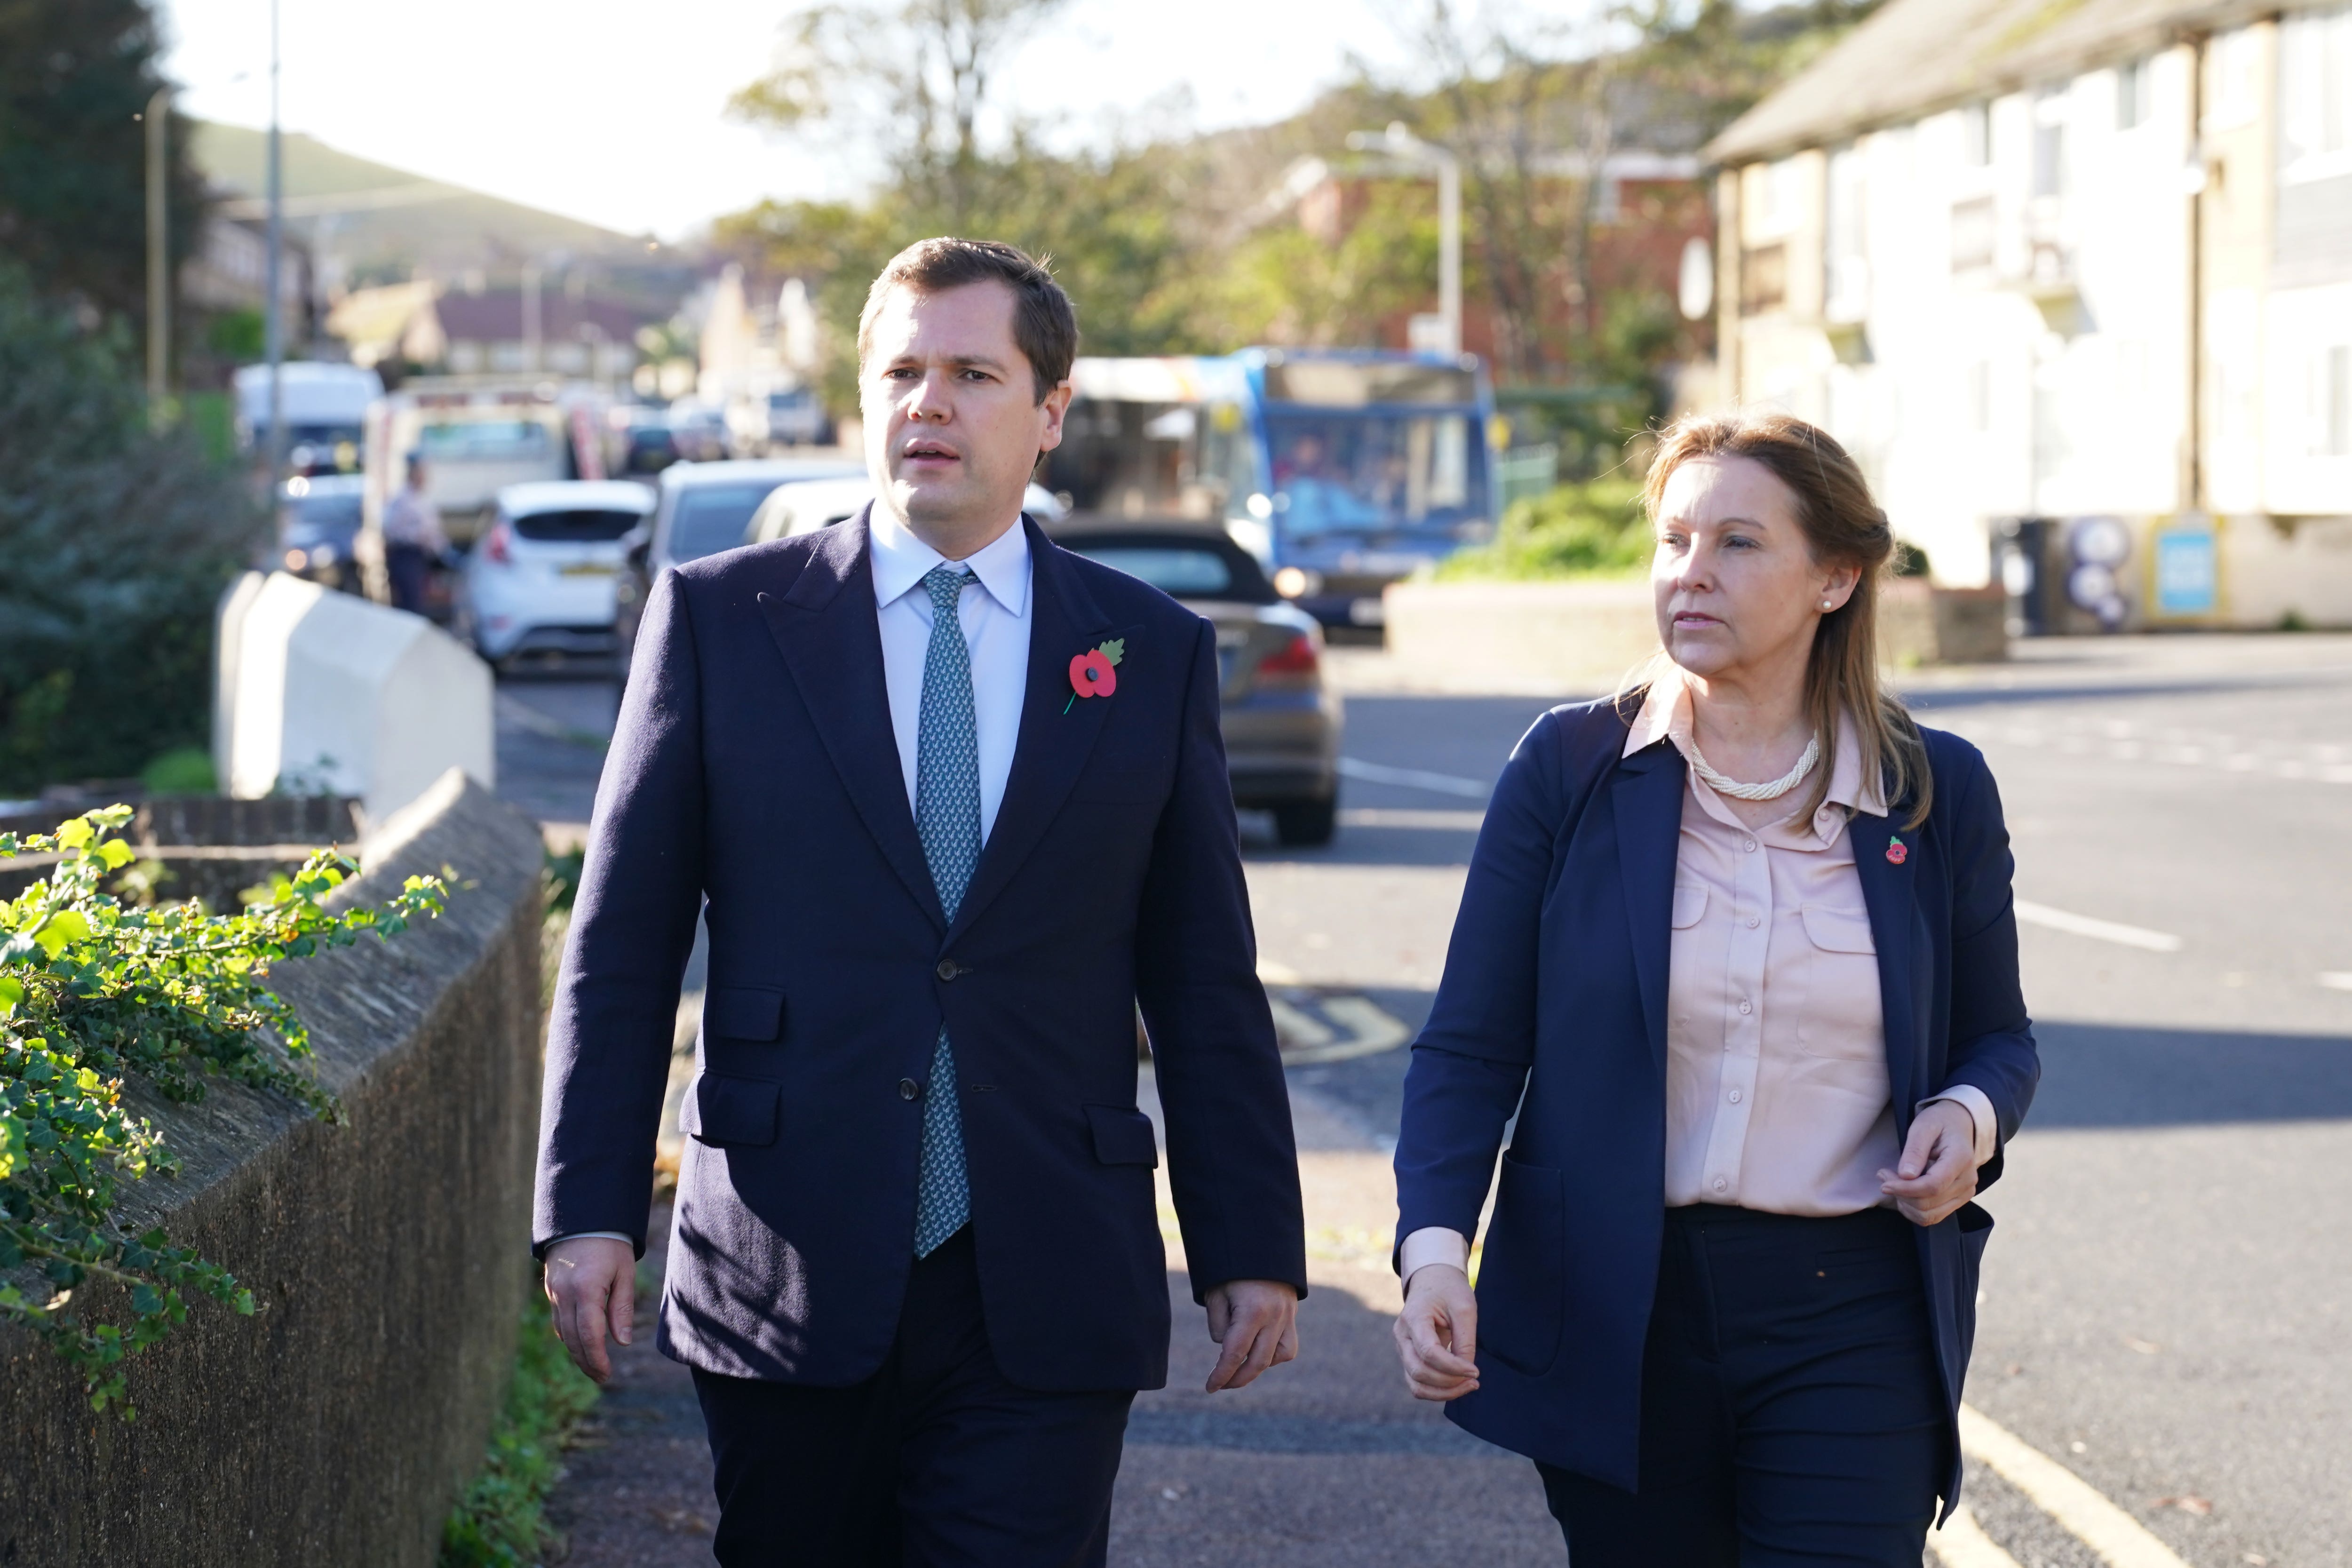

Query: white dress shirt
left=866, top=506, right=1034, bottom=841
left=553, top=509, right=1033, bottom=1254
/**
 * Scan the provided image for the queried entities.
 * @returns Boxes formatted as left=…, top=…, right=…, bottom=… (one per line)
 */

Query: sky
left=157, top=0, right=1416, bottom=240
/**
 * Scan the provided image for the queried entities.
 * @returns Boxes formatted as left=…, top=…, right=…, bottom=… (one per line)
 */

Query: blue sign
left=2154, top=528, right=2219, bottom=616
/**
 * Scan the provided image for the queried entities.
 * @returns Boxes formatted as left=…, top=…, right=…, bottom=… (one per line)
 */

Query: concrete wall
left=0, top=770, right=545, bottom=1567
left=1384, top=578, right=2004, bottom=690
left=217, top=572, right=495, bottom=823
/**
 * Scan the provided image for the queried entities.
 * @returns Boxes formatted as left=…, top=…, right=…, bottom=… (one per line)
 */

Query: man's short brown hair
left=856, top=238, right=1078, bottom=403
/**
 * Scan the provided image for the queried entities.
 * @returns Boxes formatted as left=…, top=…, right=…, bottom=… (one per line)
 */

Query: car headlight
left=1272, top=566, right=1322, bottom=600
left=283, top=548, right=308, bottom=572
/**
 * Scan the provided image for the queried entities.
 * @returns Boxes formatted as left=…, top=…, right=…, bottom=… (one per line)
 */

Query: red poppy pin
left=1886, top=835, right=1908, bottom=866
left=1064, top=638, right=1125, bottom=713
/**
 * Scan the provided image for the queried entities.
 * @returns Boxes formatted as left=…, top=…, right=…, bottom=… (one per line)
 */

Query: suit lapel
left=945, top=519, right=1120, bottom=945
left=753, top=509, right=946, bottom=930
left=1612, top=741, right=1685, bottom=1079
left=1851, top=805, right=1921, bottom=1119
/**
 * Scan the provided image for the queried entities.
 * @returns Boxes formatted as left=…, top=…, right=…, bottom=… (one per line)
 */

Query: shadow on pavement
left=1113, top=1269, right=1564, bottom=1565
left=2025, top=1020, right=2352, bottom=1129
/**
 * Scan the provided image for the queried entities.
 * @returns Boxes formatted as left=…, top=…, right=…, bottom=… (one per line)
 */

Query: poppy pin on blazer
left=1064, top=638, right=1125, bottom=713
left=1886, top=835, right=1908, bottom=866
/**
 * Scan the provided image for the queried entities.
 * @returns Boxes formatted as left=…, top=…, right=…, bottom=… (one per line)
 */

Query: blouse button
left=1712, top=1177, right=1729, bottom=1192
left=1728, top=1089, right=1743, bottom=1104
left=1738, top=1000, right=1753, bottom=1015
left=1746, top=916, right=1760, bottom=929
left=1743, top=838, right=1758, bottom=852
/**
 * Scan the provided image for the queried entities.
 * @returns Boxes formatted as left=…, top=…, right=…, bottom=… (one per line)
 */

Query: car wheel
left=1272, top=795, right=1338, bottom=848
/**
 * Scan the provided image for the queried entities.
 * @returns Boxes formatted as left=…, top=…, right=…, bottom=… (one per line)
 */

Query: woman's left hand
left=1878, top=1100, right=1980, bottom=1226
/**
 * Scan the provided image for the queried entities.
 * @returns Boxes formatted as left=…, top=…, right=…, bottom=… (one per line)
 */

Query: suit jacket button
left=936, top=959, right=961, bottom=981
left=899, top=1077, right=923, bottom=1100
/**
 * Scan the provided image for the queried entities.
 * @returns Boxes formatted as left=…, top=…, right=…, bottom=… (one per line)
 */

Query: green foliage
left=0, top=259, right=266, bottom=794
left=1437, top=478, right=1653, bottom=581
left=0, top=0, right=206, bottom=325
left=205, top=308, right=264, bottom=361
left=0, top=804, right=448, bottom=1415
left=438, top=1283, right=602, bottom=1568
left=139, top=747, right=215, bottom=794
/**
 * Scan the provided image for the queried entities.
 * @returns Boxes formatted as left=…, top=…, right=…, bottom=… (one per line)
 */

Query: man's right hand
left=544, top=1235, right=637, bottom=1384
left=1393, top=1263, right=1480, bottom=1402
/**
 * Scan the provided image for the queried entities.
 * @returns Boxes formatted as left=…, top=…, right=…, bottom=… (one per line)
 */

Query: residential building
left=1709, top=0, right=2352, bottom=630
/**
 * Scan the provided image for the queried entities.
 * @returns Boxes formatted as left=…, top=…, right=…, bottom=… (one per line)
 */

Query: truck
left=233, top=361, right=384, bottom=478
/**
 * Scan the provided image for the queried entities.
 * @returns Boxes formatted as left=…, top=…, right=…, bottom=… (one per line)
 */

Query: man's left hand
left=1203, top=1279, right=1299, bottom=1392
left=1879, top=1099, right=1980, bottom=1226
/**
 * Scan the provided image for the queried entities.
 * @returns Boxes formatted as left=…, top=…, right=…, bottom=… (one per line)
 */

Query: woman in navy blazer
left=1391, top=412, right=2038, bottom=1564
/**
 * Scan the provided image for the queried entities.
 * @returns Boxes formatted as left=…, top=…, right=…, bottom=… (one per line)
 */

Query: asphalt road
left=499, top=631, right=2352, bottom=1568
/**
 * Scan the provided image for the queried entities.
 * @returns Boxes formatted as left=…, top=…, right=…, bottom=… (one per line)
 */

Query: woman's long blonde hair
left=1627, top=410, right=1931, bottom=830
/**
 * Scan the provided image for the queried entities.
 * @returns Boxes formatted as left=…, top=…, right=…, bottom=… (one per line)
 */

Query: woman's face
left=1650, top=454, right=1857, bottom=685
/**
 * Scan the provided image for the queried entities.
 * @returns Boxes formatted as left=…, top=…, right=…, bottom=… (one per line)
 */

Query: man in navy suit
left=534, top=238, right=1306, bottom=1564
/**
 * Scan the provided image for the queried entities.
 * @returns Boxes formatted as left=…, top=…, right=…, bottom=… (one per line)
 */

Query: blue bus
left=1044, top=349, right=1498, bottom=630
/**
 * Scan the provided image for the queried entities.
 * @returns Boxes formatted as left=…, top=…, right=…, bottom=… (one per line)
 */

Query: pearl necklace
left=1686, top=735, right=1820, bottom=801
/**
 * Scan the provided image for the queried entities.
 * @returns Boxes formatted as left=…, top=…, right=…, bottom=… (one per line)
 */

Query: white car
left=746, top=478, right=1069, bottom=543
left=460, top=480, right=655, bottom=664
left=640, top=457, right=866, bottom=580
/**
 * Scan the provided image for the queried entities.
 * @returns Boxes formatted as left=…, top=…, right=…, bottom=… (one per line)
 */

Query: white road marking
left=2013, top=900, right=2184, bottom=952
left=1929, top=1504, right=2025, bottom=1568
left=1957, top=1405, right=2193, bottom=1568
left=1338, top=807, right=1487, bottom=830
left=2320, top=972, right=2352, bottom=992
left=1335, top=756, right=1491, bottom=799
left=1266, top=995, right=1335, bottom=1049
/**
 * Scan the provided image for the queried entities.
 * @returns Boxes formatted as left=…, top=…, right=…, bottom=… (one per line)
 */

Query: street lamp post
left=263, top=0, right=285, bottom=491
left=144, top=86, right=172, bottom=427
left=1345, top=120, right=1462, bottom=358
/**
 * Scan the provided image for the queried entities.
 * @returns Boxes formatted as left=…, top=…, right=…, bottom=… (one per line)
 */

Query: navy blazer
left=1393, top=695, right=2037, bottom=1510
left=534, top=509, right=1307, bottom=1393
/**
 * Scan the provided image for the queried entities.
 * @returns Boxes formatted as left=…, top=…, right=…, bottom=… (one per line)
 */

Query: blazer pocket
left=1085, top=1104, right=1160, bottom=1168
left=682, top=1074, right=781, bottom=1148
left=1473, top=1153, right=1566, bottom=1377
left=705, top=986, right=785, bottom=1042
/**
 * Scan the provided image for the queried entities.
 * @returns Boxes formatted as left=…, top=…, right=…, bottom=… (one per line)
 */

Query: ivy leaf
left=34, top=911, right=91, bottom=958
left=0, top=974, right=20, bottom=1015
left=96, top=840, right=134, bottom=871
left=130, top=1284, right=162, bottom=1316
left=54, top=820, right=93, bottom=852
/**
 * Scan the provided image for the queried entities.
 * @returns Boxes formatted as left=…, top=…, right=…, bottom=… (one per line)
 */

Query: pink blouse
left=1397, top=674, right=1995, bottom=1281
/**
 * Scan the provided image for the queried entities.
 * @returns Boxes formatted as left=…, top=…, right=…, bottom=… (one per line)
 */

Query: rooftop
left=1707, top=0, right=2312, bottom=164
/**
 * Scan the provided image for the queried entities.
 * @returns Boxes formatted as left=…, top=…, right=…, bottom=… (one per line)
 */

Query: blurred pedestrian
left=1391, top=410, right=2039, bottom=1565
left=381, top=453, right=447, bottom=614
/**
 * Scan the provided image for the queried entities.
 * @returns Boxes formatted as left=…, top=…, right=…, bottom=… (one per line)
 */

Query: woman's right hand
left=1393, top=1264, right=1481, bottom=1401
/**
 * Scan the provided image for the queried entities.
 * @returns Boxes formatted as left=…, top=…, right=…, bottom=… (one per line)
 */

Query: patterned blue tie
left=912, top=565, right=981, bottom=1257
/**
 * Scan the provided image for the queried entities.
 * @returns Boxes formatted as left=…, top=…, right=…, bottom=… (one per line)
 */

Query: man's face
left=860, top=281, right=1070, bottom=547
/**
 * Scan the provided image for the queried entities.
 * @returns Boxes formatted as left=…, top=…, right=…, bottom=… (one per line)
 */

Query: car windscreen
left=667, top=484, right=775, bottom=561
left=418, top=420, right=553, bottom=462
left=288, top=493, right=363, bottom=534
left=1060, top=539, right=1274, bottom=603
left=512, top=509, right=643, bottom=542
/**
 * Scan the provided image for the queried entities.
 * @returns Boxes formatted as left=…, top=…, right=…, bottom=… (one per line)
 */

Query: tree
left=0, top=0, right=204, bottom=332
left=731, top=0, right=1072, bottom=230
left=0, top=262, right=263, bottom=793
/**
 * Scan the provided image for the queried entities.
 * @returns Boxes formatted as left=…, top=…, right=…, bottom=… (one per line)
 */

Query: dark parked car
left=1050, top=524, right=1342, bottom=845
left=275, top=473, right=366, bottom=593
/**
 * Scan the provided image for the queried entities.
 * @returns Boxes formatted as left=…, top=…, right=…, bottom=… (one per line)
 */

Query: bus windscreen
left=1261, top=361, right=1479, bottom=408
left=1266, top=411, right=1483, bottom=539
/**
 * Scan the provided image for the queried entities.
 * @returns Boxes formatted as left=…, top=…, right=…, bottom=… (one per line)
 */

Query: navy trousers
left=1539, top=1204, right=1946, bottom=1567
left=691, top=1227, right=1134, bottom=1567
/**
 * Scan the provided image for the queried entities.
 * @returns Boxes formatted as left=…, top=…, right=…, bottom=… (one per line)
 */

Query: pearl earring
left=1821, top=599, right=1833, bottom=611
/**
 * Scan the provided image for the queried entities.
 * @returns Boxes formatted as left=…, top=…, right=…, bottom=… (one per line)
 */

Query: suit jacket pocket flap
left=1085, top=1104, right=1160, bottom=1167
left=686, top=1075, right=781, bottom=1147
left=705, top=986, right=786, bottom=1041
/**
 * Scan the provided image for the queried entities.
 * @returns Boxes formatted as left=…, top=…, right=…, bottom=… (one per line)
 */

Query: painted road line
left=1266, top=995, right=1336, bottom=1051
left=1928, top=1505, right=2024, bottom=1568
left=1271, top=993, right=1416, bottom=1065
left=2321, top=972, right=2352, bottom=993
left=1338, top=807, right=1487, bottom=830
left=1956, top=1405, right=2193, bottom=1568
left=2012, top=900, right=2184, bottom=953
left=1335, top=756, right=1491, bottom=799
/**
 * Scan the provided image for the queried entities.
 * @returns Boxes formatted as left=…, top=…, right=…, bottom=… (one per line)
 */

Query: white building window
left=2315, top=344, right=2352, bottom=456
left=1825, top=145, right=1868, bottom=318
left=2032, top=89, right=2066, bottom=198
left=2116, top=56, right=2153, bottom=130
left=1961, top=102, right=1993, bottom=166
left=2281, top=7, right=2352, bottom=183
